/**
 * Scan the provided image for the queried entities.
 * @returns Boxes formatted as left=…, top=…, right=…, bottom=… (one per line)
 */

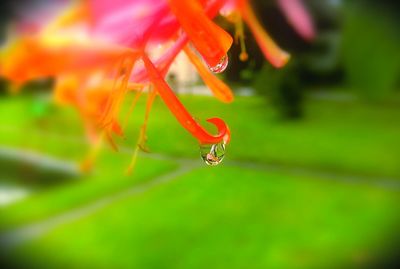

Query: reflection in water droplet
left=200, top=142, right=226, bottom=166
left=209, top=55, right=229, bottom=73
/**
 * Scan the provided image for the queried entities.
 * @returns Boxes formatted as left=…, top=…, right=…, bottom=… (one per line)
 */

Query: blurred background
left=0, top=0, right=399, bottom=268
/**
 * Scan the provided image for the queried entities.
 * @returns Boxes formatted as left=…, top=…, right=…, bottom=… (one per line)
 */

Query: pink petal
left=278, top=0, right=316, bottom=41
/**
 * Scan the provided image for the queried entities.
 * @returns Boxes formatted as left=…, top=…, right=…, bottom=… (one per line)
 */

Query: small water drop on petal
left=200, top=142, right=226, bottom=166
left=209, top=55, right=229, bottom=74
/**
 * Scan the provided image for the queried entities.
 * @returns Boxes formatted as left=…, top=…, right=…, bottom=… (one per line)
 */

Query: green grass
left=7, top=166, right=400, bottom=269
left=141, top=95, right=400, bottom=178
left=0, top=92, right=399, bottom=268
left=2, top=93, right=400, bottom=178
left=0, top=153, right=177, bottom=231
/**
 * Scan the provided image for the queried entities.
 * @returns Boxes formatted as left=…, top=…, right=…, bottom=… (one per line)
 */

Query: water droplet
left=200, top=142, right=226, bottom=166
left=209, top=55, right=229, bottom=74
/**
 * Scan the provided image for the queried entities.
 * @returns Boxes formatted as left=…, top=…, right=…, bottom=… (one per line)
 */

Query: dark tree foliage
left=225, top=0, right=342, bottom=120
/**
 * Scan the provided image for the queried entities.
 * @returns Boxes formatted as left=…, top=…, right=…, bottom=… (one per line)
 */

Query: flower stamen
left=241, top=2, right=290, bottom=68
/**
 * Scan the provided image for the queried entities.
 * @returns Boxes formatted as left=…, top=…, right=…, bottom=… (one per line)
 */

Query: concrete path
left=0, top=160, right=201, bottom=251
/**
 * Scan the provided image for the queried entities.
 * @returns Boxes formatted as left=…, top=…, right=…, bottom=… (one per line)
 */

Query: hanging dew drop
left=209, top=55, right=229, bottom=73
left=200, top=142, right=226, bottom=166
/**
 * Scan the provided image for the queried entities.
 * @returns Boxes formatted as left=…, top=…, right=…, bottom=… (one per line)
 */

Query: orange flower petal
left=168, top=0, right=233, bottom=68
left=142, top=53, right=229, bottom=145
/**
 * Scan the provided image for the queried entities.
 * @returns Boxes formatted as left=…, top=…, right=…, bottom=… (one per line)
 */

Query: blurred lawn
left=2, top=93, right=399, bottom=177
left=0, top=154, right=177, bottom=231
left=6, top=166, right=400, bottom=269
left=143, top=95, right=400, bottom=178
left=0, top=92, right=399, bottom=268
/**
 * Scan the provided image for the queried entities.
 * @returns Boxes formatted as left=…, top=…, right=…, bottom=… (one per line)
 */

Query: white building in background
left=167, top=51, right=199, bottom=93
left=150, top=43, right=204, bottom=94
